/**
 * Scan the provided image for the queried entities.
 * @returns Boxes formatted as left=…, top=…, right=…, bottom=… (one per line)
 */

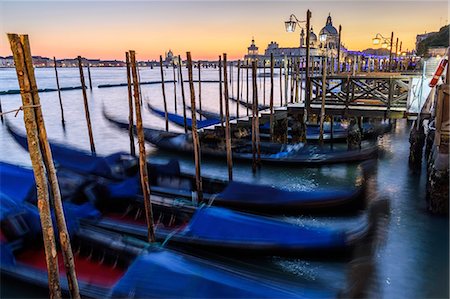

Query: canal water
left=0, top=67, right=448, bottom=298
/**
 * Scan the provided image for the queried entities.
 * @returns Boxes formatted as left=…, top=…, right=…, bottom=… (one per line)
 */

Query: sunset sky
left=0, top=1, right=448, bottom=60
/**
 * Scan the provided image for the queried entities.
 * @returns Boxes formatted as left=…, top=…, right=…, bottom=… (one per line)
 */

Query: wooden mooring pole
left=219, top=55, right=224, bottom=128
left=263, top=60, right=266, bottom=106
left=159, top=55, right=169, bottom=132
left=279, top=59, right=283, bottom=106
left=172, top=61, right=178, bottom=114
left=223, top=54, right=233, bottom=181
left=246, top=60, right=250, bottom=116
left=53, top=56, right=65, bottom=125
left=0, top=97, right=3, bottom=123
left=319, top=56, right=327, bottom=144
left=187, top=52, right=204, bottom=198
left=125, top=52, right=136, bottom=156
left=177, top=55, right=188, bottom=133
left=87, top=62, right=93, bottom=90
left=270, top=53, right=274, bottom=141
left=130, top=50, right=155, bottom=242
left=198, top=60, right=202, bottom=120
left=9, top=33, right=81, bottom=299
left=337, top=25, right=342, bottom=73
left=77, top=56, right=96, bottom=154
left=236, top=60, right=240, bottom=118
left=251, top=60, right=257, bottom=173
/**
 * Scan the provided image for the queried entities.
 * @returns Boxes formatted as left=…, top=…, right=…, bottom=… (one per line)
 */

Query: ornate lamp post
left=284, top=10, right=312, bottom=115
left=372, top=32, right=394, bottom=71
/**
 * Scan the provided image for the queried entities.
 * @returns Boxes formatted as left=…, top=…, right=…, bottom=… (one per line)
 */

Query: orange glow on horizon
left=0, top=1, right=447, bottom=61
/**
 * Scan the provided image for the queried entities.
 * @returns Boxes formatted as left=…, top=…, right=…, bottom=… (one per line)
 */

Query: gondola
left=147, top=104, right=220, bottom=130
left=102, top=111, right=379, bottom=166
left=0, top=190, right=333, bottom=298
left=8, top=125, right=367, bottom=214
left=1, top=162, right=370, bottom=258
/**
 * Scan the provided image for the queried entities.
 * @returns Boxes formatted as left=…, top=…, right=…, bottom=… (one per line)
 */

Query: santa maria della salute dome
left=244, top=14, right=344, bottom=65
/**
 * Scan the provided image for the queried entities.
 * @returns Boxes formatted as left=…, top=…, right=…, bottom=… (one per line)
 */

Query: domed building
left=319, top=14, right=339, bottom=50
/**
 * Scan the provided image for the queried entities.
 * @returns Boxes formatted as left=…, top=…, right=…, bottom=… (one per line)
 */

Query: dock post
left=77, top=56, right=96, bottom=154
left=177, top=55, right=188, bottom=133
left=251, top=60, right=257, bottom=173
left=0, top=97, right=3, bottom=123
left=290, top=59, right=295, bottom=103
left=305, top=9, right=312, bottom=118
left=223, top=54, right=233, bottom=181
left=159, top=55, right=169, bottom=131
left=279, top=58, right=283, bottom=106
left=388, top=32, right=394, bottom=72
left=246, top=60, right=250, bottom=116
left=236, top=59, right=240, bottom=118
left=172, top=61, right=178, bottom=114
left=337, top=25, right=342, bottom=73
left=263, top=60, right=266, bottom=106
left=136, top=63, right=143, bottom=106
left=87, top=62, right=93, bottom=90
left=198, top=60, right=202, bottom=120
left=130, top=50, right=156, bottom=242
left=319, top=56, right=327, bottom=144
left=9, top=33, right=81, bottom=299
left=219, top=55, right=224, bottom=129
left=270, top=53, right=274, bottom=141
left=53, top=57, right=65, bottom=125
left=255, top=66, right=261, bottom=168
left=294, top=58, right=300, bottom=103
left=187, top=52, right=205, bottom=198
left=125, top=52, right=136, bottom=156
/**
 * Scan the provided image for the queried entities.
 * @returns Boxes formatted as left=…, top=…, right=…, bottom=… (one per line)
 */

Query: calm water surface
left=0, top=67, right=448, bottom=298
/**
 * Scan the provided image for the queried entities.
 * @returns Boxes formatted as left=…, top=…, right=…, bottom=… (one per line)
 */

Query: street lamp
left=284, top=10, right=312, bottom=117
left=372, top=32, right=395, bottom=71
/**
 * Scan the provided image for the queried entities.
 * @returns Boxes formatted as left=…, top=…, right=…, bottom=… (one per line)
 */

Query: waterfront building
left=416, top=31, right=437, bottom=52
left=243, top=14, right=346, bottom=66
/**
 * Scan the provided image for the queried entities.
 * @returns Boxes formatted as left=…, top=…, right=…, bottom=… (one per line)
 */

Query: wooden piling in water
left=9, top=33, right=81, bottom=299
left=219, top=55, right=224, bottom=128
left=246, top=60, right=250, bottom=116
left=305, top=9, right=312, bottom=117
left=279, top=59, right=283, bottom=106
left=172, top=61, right=178, bottom=114
left=125, top=52, right=136, bottom=156
left=77, top=56, right=96, bottom=154
left=87, top=62, right=93, bottom=90
left=53, top=56, right=65, bottom=125
left=159, top=55, right=169, bottom=131
left=236, top=60, right=240, bottom=118
left=198, top=61, right=202, bottom=120
left=223, top=54, right=233, bottom=181
left=0, top=97, right=3, bottom=123
left=270, top=53, right=274, bottom=141
left=177, top=55, right=188, bottom=133
left=251, top=60, right=257, bottom=173
left=130, top=50, right=156, bottom=242
left=337, top=25, right=342, bottom=73
left=263, top=60, right=266, bottom=106
left=319, top=56, right=327, bottom=145
left=284, top=55, right=288, bottom=106
left=187, top=52, right=205, bottom=197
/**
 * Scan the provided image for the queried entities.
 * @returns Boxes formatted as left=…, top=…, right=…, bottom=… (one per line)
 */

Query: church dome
left=309, top=27, right=317, bottom=41
left=319, top=14, right=338, bottom=36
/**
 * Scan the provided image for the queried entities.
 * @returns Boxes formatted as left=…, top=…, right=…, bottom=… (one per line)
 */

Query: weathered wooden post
left=294, top=58, right=299, bottom=103
left=177, top=55, right=188, bottom=133
left=219, top=55, right=224, bottom=128
left=125, top=52, right=136, bottom=156
left=263, top=60, right=266, bottom=106
left=87, top=62, right=93, bottom=90
left=223, top=54, right=233, bottom=181
left=284, top=55, right=288, bottom=106
left=77, top=56, right=96, bottom=154
left=130, top=50, right=156, bottom=242
left=0, top=97, right=3, bottom=123
left=53, top=57, right=65, bottom=125
left=187, top=52, right=205, bottom=197
left=388, top=32, right=394, bottom=72
left=246, top=60, right=250, bottom=116
left=270, top=53, right=275, bottom=141
left=136, top=63, right=143, bottom=106
left=319, top=56, right=327, bottom=144
left=254, top=62, right=261, bottom=167
left=172, top=61, right=178, bottom=114
left=159, top=55, right=169, bottom=131
left=198, top=60, right=202, bottom=120
left=290, top=59, right=295, bottom=103
left=236, top=59, right=240, bottom=118
left=337, top=25, right=342, bottom=73
left=279, top=58, right=283, bottom=106
left=305, top=9, right=312, bottom=118
left=251, top=60, right=257, bottom=173
left=9, top=33, right=80, bottom=299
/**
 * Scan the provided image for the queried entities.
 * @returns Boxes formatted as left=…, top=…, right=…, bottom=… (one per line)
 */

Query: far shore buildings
left=244, top=14, right=345, bottom=66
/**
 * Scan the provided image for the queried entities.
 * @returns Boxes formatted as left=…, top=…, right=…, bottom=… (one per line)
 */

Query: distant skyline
left=0, top=1, right=448, bottom=60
